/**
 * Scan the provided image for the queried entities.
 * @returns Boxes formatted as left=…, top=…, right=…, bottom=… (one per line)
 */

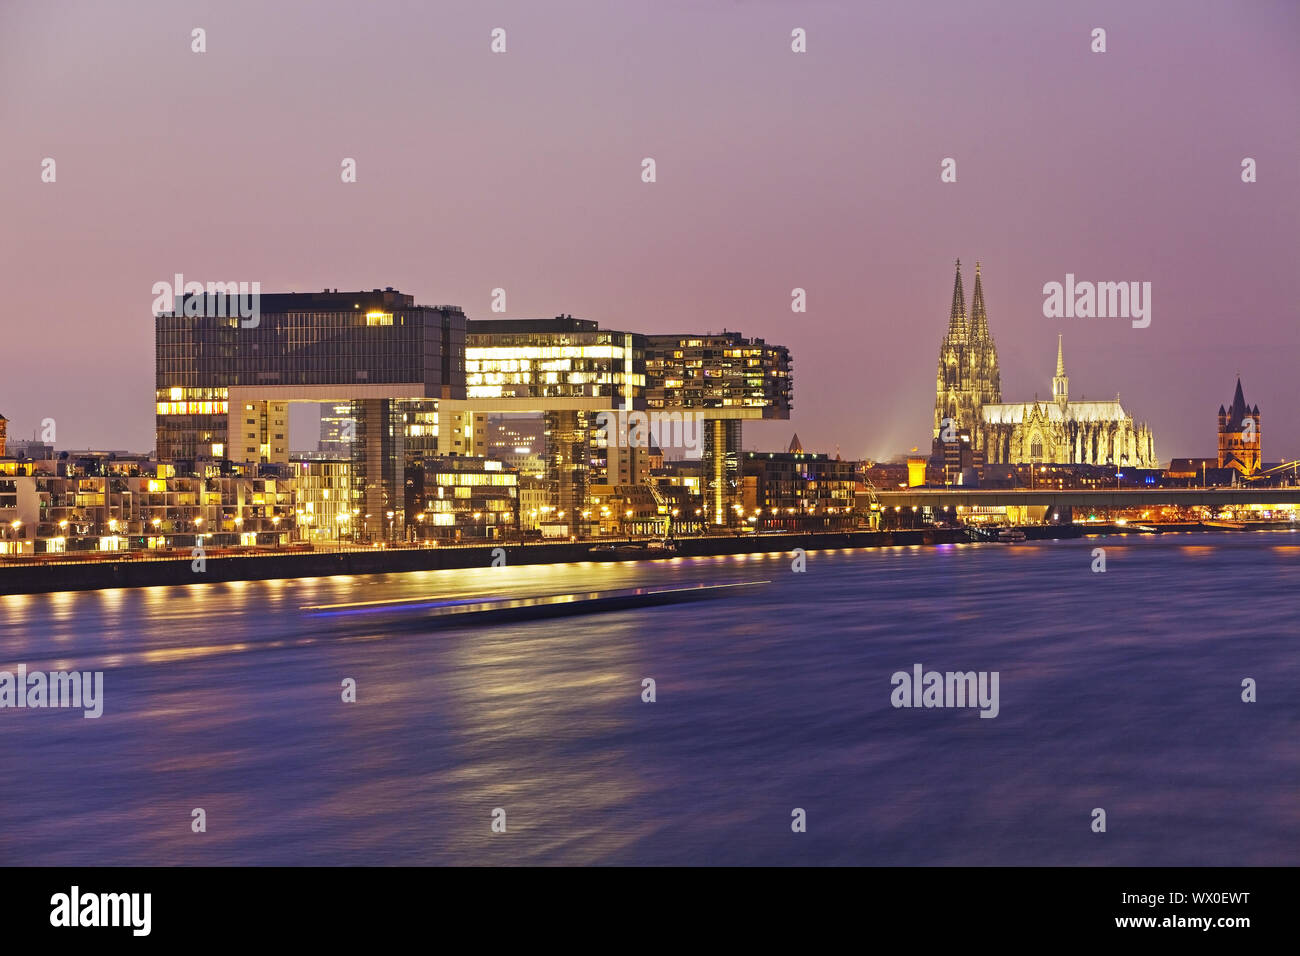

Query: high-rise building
left=0, top=413, right=7, bottom=458
left=460, top=315, right=647, bottom=523
left=155, top=288, right=467, bottom=537
left=1218, top=377, right=1261, bottom=474
left=644, top=332, right=792, bottom=524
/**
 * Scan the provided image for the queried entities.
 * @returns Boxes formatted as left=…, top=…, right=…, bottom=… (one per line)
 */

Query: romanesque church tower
left=932, top=260, right=1001, bottom=459
left=1218, top=377, right=1261, bottom=474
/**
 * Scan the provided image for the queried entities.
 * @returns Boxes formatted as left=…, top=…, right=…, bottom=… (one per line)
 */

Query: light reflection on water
left=0, top=531, right=1297, bottom=865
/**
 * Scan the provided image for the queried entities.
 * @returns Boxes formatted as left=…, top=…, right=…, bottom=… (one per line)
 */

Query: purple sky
left=2, top=0, right=1297, bottom=463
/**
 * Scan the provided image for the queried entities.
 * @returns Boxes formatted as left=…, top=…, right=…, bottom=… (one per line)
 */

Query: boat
left=588, top=538, right=678, bottom=559
left=997, top=528, right=1027, bottom=543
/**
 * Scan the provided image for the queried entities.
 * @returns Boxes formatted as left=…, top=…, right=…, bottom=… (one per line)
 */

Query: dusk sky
left=2, top=0, right=1297, bottom=462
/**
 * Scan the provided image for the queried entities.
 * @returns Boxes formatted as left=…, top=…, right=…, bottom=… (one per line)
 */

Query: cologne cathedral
left=931, top=260, right=1158, bottom=468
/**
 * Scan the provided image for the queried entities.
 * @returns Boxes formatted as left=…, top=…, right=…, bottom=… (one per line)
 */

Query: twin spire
left=947, top=259, right=991, bottom=340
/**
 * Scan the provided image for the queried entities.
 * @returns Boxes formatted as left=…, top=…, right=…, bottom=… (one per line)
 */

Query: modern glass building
left=155, top=288, right=467, bottom=537
left=644, top=332, right=793, bottom=524
left=459, top=316, right=646, bottom=522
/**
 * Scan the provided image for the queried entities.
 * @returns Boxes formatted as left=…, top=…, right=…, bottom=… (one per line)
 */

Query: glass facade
left=464, top=318, right=646, bottom=404
left=155, top=290, right=467, bottom=462
left=644, top=333, right=792, bottom=417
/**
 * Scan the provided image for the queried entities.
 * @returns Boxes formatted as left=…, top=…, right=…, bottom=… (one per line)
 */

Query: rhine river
left=1, top=531, right=1296, bottom=865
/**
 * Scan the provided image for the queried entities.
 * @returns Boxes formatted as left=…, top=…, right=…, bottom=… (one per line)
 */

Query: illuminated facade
left=1218, top=378, right=1261, bottom=474
left=460, top=316, right=646, bottom=521
left=0, top=465, right=297, bottom=554
left=155, top=288, right=467, bottom=538
left=741, top=451, right=857, bottom=530
left=406, top=456, right=518, bottom=541
left=290, top=458, right=353, bottom=542
left=932, top=262, right=1157, bottom=469
left=645, top=332, right=793, bottom=524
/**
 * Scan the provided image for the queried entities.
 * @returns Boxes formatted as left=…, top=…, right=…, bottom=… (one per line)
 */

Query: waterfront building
left=586, top=483, right=664, bottom=537
left=741, top=449, right=857, bottom=530
left=290, top=458, right=354, bottom=542
left=645, top=332, right=792, bottom=524
left=932, top=262, right=1157, bottom=469
left=156, top=288, right=467, bottom=538
left=0, top=465, right=297, bottom=554
left=1218, top=378, right=1261, bottom=474
left=154, top=295, right=791, bottom=535
left=460, top=315, right=646, bottom=522
left=405, top=455, right=518, bottom=541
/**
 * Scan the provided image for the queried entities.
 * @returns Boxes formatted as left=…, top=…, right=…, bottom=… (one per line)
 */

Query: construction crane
left=642, top=479, right=672, bottom=537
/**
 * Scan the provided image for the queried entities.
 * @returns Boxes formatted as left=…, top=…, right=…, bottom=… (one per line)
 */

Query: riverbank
left=0, top=521, right=1293, bottom=595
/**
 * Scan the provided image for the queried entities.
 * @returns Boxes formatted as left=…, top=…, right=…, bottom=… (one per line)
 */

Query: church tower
left=1217, top=377, right=1261, bottom=474
left=933, top=260, right=1000, bottom=459
left=1051, top=335, right=1068, bottom=409
left=969, top=261, right=1001, bottom=409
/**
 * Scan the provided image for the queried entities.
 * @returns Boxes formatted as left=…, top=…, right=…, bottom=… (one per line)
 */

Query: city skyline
left=2, top=0, right=1297, bottom=460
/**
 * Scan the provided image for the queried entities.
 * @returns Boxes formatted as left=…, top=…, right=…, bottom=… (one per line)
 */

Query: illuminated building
left=290, top=458, right=353, bottom=542
left=645, top=332, right=793, bottom=524
left=0, top=412, right=6, bottom=457
left=0, top=465, right=297, bottom=554
left=458, top=315, right=646, bottom=523
left=741, top=449, right=857, bottom=530
left=405, top=456, right=518, bottom=541
left=932, top=262, right=1157, bottom=469
left=155, top=288, right=467, bottom=538
left=1218, top=378, right=1261, bottom=474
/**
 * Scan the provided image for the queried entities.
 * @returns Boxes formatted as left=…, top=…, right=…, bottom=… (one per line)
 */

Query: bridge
left=874, top=488, right=1300, bottom=509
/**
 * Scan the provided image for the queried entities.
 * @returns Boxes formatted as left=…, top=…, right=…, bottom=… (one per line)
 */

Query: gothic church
left=931, top=261, right=1157, bottom=468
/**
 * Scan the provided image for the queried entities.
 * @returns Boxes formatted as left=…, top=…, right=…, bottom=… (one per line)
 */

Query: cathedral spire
left=948, top=259, right=967, bottom=334
left=970, top=261, right=989, bottom=339
left=1052, top=335, right=1068, bottom=408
